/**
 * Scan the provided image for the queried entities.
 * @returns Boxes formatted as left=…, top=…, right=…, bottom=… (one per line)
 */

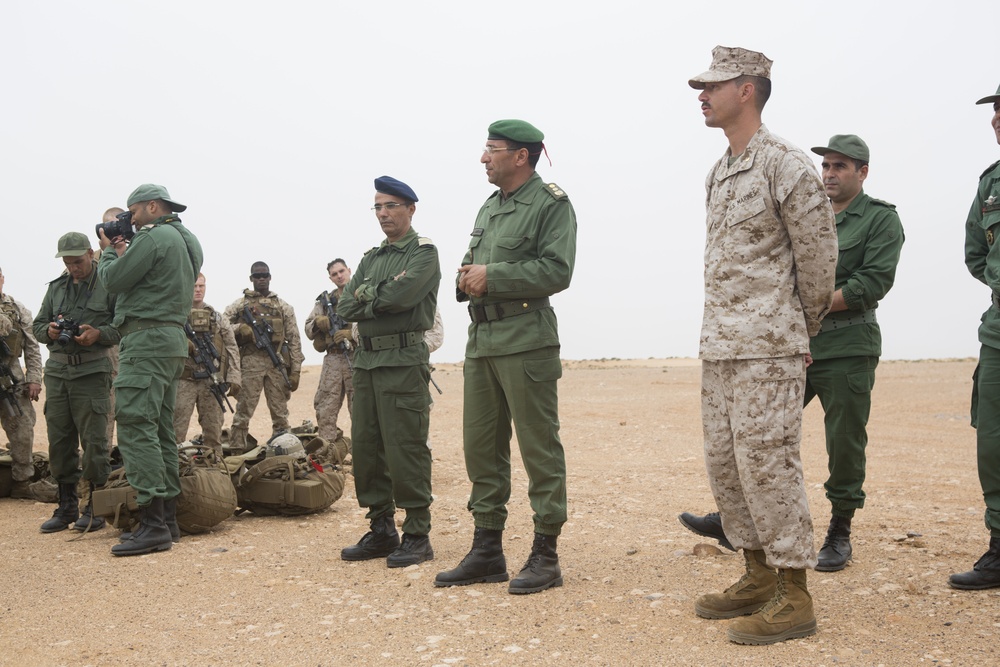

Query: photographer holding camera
left=33, top=232, right=120, bottom=532
left=0, top=267, right=42, bottom=500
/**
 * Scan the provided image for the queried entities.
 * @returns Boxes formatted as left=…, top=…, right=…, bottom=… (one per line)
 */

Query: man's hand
left=333, top=329, right=352, bottom=346
left=457, top=264, right=487, bottom=298
left=98, top=228, right=127, bottom=256
left=228, top=382, right=241, bottom=399
left=26, top=383, right=41, bottom=402
left=288, top=371, right=300, bottom=392
left=314, top=315, right=330, bottom=332
left=74, top=324, right=102, bottom=347
left=804, top=353, right=814, bottom=368
left=46, top=322, right=61, bottom=341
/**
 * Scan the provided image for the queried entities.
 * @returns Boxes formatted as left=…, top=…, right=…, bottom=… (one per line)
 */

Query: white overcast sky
left=2, top=0, right=997, bottom=364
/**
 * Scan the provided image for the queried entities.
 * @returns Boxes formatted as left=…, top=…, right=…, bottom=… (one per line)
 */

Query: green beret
left=488, top=119, right=544, bottom=143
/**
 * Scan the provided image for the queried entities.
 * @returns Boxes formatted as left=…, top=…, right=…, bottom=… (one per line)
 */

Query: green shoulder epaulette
left=544, top=182, right=568, bottom=201
left=418, top=237, right=434, bottom=246
left=870, top=198, right=896, bottom=210
left=363, top=246, right=378, bottom=257
left=981, top=159, right=1000, bottom=180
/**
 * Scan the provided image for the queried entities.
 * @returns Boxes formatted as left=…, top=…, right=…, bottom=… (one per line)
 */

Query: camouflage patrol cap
left=811, top=134, right=870, bottom=163
left=54, top=231, right=92, bottom=258
left=689, top=45, right=772, bottom=89
left=976, top=83, right=1000, bottom=105
left=488, top=119, right=544, bottom=143
left=126, top=183, right=187, bottom=212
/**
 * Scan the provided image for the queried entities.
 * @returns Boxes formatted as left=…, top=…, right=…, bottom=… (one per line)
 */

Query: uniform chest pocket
left=493, top=235, right=532, bottom=261
left=726, top=196, right=766, bottom=227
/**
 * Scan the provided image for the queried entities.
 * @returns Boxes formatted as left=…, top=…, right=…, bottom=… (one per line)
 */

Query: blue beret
left=374, top=175, right=418, bottom=203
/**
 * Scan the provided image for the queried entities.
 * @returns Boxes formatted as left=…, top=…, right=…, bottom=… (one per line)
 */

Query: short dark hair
left=251, top=261, right=269, bottom=272
left=327, top=258, right=347, bottom=272
left=502, top=140, right=542, bottom=169
left=852, top=158, right=869, bottom=171
left=734, top=74, right=771, bottom=111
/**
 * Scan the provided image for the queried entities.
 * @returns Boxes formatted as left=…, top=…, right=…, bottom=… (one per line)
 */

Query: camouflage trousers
left=314, top=351, right=353, bottom=442
left=173, top=378, right=225, bottom=457
left=230, top=366, right=290, bottom=450
left=702, top=356, right=817, bottom=570
left=1, top=391, right=36, bottom=483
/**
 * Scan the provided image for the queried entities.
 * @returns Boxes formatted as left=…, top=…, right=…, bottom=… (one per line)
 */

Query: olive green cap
left=54, top=231, right=92, bottom=258
left=810, top=134, right=870, bottom=162
left=976, top=83, right=1000, bottom=105
left=689, top=45, right=772, bottom=89
left=126, top=183, right=187, bottom=212
left=487, top=119, right=544, bottom=143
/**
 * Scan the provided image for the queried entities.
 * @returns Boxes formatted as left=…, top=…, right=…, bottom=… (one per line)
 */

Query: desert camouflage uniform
left=701, top=124, right=838, bottom=570
left=0, top=295, right=42, bottom=483
left=174, top=303, right=241, bottom=456
left=224, top=290, right=303, bottom=450
left=304, top=290, right=354, bottom=444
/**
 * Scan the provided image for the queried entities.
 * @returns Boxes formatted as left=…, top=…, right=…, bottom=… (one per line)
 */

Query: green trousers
left=804, top=355, right=878, bottom=517
left=114, top=355, right=184, bottom=506
left=351, top=365, right=432, bottom=535
left=43, top=371, right=111, bottom=486
left=463, top=346, right=567, bottom=536
left=972, top=344, right=1000, bottom=536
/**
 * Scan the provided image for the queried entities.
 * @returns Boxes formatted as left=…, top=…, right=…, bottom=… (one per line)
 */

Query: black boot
left=678, top=511, right=735, bottom=551
left=387, top=533, right=434, bottom=568
left=164, top=495, right=181, bottom=542
left=40, top=483, right=80, bottom=533
left=341, top=514, right=400, bottom=561
left=73, top=482, right=105, bottom=532
left=816, top=515, right=853, bottom=572
left=509, top=533, right=563, bottom=595
left=111, top=497, right=173, bottom=557
left=435, top=527, right=508, bottom=587
left=949, top=536, right=1000, bottom=590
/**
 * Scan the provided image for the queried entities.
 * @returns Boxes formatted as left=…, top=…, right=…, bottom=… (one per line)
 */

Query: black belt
left=819, top=310, right=877, bottom=333
left=360, top=330, right=423, bottom=352
left=118, top=319, right=181, bottom=337
left=48, top=347, right=112, bottom=367
left=468, top=297, right=550, bottom=324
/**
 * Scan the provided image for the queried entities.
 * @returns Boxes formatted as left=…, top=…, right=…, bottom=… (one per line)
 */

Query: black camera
left=95, top=211, right=135, bottom=242
left=55, top=316, right=81, bottom=346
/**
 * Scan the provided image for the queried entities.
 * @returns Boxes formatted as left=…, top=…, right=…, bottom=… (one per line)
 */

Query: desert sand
left=1, top=358, right=995, bottom=666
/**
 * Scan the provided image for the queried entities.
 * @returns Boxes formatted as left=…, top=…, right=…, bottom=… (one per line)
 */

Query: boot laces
left=754, top=573, right=788, bottom=617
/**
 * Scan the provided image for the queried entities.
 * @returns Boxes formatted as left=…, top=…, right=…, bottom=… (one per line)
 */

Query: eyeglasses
left=371, top=203, right=405, bottom=212
left=250, top=273, right=271, bottom=279
left=482, top=146, right=518, bottom=155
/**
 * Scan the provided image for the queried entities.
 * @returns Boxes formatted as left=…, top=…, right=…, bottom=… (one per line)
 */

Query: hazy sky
left=3, top=1, right=997, bottom=364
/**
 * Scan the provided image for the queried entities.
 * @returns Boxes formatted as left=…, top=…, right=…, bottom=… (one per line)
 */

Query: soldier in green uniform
left=33, top=232, right=120, bottom=533
left=952, top=83, right=1000, bottom=589
left=337, top=176, right=440, bottom=568
left=435, top=120, right=577, bottom=595
left=97, top=184, right=203, bottom=557
left=679, top=135, right=905, bottom=573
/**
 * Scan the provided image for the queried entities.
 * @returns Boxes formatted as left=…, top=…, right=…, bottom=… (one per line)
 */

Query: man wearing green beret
left=97, top=183, right=203, bottom=556
left=953, top=83, right=1000, bottom=589
left=680, top=135, right=905, bottom=573
left=32, top=232, right=120, bottom=532
left=435, top=119, right=577, bottom=595
left=337, top=175, right=440, bottom=568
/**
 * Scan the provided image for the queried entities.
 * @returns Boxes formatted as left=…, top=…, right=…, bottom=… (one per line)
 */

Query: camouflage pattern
left=0, top=295, right=41, bottom=483
left=304, top=295, right=354, bottom=439
left=702, top=357, right=817, bottom=570
left=700, top=125, right=838, bottom=361
left=424, top=308, right=444, bottom=354
left=174, top=303, right=241, bottom=455
left=688, top=45, right=773, bottom=88
left=224, top=291, right=303, bottom=451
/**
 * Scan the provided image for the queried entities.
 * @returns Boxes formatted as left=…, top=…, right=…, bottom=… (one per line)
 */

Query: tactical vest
left=0, top=300, right=23, bottom=358
left=243, top=292, right=285, bottom=346
left=183, top=306, right=227, bottom=380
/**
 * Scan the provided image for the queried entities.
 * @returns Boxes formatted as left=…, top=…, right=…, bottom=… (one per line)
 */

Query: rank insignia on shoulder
left=418, top=237, right=434, bottom=246
left=988, top=229, right=995, bottom=246
left=871, top=198, right=896, bottom=210
left=544, top=183, right=568, bottom=200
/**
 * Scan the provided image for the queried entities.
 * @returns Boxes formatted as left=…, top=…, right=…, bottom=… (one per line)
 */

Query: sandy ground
left=1, top=358, right=996, bottom=666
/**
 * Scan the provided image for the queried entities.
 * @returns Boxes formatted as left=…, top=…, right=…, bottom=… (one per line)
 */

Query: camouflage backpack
left=90, top=466, right=141, bottom=531
left=175, top=445, right=237, bottom=533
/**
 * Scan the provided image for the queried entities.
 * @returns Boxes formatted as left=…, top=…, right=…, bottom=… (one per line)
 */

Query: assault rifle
left=242, top=305, right=291, bottom=389
left=317, top=291, right=354, bottom=371
left=0, top=339, right=23, bottom=417
left=184, top=323, right=233, bottom=413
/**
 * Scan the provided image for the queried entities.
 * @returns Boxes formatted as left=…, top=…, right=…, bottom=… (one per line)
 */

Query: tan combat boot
left=695, top=549, right=777, bottom=619
left=727, top=567, right=817, bottom=645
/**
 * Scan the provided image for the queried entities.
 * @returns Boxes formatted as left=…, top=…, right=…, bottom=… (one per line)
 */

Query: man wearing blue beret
left=337, top=176, right=441, bottom=568
left=436, top=119, right=577, bottom=594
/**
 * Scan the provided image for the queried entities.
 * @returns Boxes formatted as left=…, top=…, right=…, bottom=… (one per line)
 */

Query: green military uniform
left=337, top=227, right=440, bottom=535
left=33, top=261, right=120, bottom=486
left=806, top=190, right=904, bottom=516
left=965, top=158, right=1000, bottom=535
left=460, top=170, right=577, bottom=536
left=98, top=215, right=203, bottom=506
